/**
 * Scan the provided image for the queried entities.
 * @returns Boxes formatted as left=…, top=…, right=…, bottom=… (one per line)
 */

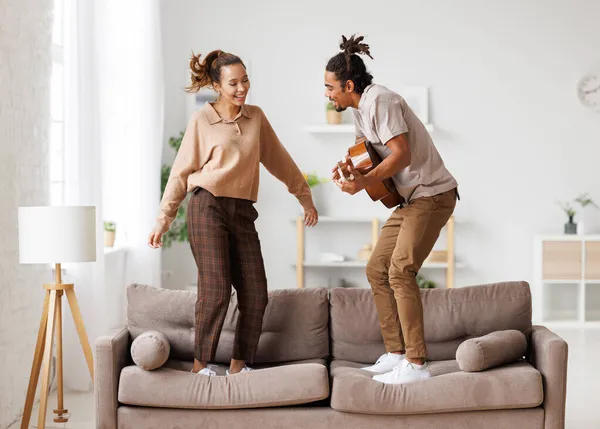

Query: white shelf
left=541, top=321, right=600, bottom=329
left=299, top=261, right=462, bottom=269
left=290, top=216, right=378, bottom=223
left=304, top=123, right=435, bottom=133
left=542, top=279, right=583, bottom=284
left=302, top=261, right=367, bottom=268
left=537, top=234, right=600, bottom=241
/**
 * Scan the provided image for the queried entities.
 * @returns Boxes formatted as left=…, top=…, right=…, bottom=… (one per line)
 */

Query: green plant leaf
left=160, top=130, right=189, bottom=247
left=575, top=192, right=598, bottom=209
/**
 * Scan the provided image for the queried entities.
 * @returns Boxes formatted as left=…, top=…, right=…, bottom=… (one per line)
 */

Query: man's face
left=324, top=71, right=353, bottom=112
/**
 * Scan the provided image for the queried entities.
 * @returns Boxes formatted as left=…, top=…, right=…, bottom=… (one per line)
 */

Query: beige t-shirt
left=352, top=84, right=457, bottom=202
left=157, top=103, right=313, bottom=232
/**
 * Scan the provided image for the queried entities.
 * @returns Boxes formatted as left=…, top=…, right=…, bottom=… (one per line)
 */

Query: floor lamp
left=18, top=206, right=97, bottom=429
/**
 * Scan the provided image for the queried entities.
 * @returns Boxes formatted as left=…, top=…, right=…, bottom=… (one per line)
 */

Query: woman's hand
left=148, top=225, right=166, bottom=249
left=304, top=205, right=319, bottom=227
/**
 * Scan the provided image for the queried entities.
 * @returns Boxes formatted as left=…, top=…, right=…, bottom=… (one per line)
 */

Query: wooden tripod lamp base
left=20, top=264, right=94, bottom=429
left=17, top=206, right=97, bottom=429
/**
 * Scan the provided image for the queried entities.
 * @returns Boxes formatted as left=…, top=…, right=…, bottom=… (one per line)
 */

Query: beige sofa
left=95, top=281, right=568, bottom=429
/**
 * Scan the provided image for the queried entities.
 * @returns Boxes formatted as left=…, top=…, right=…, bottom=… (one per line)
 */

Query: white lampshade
left=18, top=206, right=97, bottom=264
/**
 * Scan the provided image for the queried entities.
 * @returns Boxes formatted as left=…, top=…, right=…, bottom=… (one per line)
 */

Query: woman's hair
left=185, top=50, right=246, bottom=93
left=326, top=34, right=374, bottom=94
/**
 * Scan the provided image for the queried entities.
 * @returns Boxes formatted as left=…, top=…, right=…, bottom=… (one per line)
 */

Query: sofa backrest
left=329, top=281, right=532, bottom=362
left=127, top=284, right=329, bottom=363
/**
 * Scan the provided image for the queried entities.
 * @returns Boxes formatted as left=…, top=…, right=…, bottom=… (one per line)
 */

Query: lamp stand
left=20, top=263, right=94, bottom=429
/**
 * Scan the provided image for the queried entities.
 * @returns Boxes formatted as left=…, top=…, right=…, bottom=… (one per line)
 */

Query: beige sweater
left=157, top=102, right=313, bottom=232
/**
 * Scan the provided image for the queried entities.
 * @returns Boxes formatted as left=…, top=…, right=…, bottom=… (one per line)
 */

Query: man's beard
left=335, top=105, right=347, bottom=112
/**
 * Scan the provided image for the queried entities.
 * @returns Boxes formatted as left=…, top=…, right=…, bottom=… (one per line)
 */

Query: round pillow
left=456, top=330, right=527, bottom=372
left=131, top=330, right=170, bottom=370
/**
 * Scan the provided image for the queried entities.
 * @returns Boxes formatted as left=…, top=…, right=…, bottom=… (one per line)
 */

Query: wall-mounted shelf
left=296, top=260, right=463, bottom=269
left=304, top=123, right=435, bottom=134
left=293, top=216, right=456, bottom=288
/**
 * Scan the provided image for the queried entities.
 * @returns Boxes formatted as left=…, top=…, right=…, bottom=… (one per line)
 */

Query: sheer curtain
left=62, top=0, right=164, bottom=390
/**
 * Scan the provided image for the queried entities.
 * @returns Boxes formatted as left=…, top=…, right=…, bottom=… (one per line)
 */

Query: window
left=50, top=0, right=65, bottom=205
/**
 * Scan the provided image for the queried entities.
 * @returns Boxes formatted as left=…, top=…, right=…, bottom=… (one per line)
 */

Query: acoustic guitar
left=336, top=140, right=405, bottom=209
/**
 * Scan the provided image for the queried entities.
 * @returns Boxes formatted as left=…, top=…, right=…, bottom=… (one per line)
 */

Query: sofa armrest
left=530, top=325, right=568, bottom=429
left=95, top=325, right=130, bottom=429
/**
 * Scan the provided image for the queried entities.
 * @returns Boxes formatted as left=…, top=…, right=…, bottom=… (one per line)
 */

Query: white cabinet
left=534, top=235, right=600, bottom=325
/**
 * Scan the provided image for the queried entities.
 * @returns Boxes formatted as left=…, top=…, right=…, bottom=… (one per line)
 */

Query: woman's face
left=214, top=64, right=250, bottom=106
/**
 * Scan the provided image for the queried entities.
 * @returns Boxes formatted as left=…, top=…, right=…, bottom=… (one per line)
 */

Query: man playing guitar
left=326, top=34, right=459, bottom=385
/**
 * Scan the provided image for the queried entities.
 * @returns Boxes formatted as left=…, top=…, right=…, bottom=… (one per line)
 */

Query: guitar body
left=338, top=141, right=405, bottom=209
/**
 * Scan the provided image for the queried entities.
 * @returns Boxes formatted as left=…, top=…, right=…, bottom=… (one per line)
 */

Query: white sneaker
left=361, top=352, right=405, bottom=373
left=226, top=366, right=253, bottom=375
left=192, top=367, right=216, bottom=377
left=372, top=359, right=431, bottom=384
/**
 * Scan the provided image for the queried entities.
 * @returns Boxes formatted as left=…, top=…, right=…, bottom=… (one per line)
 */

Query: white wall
left=160, top=0, right=600, bottom=320
left=0, top=1, right=52, bottom=427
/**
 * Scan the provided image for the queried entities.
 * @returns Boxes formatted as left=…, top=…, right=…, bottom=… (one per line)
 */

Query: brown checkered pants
left=187, top=187, right=268, bottom=363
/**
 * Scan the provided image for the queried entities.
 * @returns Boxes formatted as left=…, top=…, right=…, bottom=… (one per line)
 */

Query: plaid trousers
left=187, top=187, right=268, bottom=363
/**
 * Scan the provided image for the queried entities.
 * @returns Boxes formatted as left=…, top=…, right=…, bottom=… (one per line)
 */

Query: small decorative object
left=326, top=101, right=342, bottom=124
left=328, top=278, right=346, bottom=288
left=576, top=71, right=600, bottom=111
left=416, top=274, right=436, bottom=289
left=104, top=221, right=116, bottom=247
left=575, top=192, right=598, bottom=235
left=425, top=249, right=447, bottom=263
left=558, top=201, right=577, bottom=234
left=558, top=193, right=597, bottom=235
left=357, top=244, right=373, bottom=261
left=320, top=252, right=346, bottom=263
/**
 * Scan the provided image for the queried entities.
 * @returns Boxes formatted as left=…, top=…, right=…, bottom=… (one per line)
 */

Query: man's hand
left=335, top=164, right=368, bottom=195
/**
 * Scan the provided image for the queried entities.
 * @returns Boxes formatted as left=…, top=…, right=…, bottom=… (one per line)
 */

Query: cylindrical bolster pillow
left=456, top=330, right=527, bottom=372
left=131, top=330, right=171, bottom=371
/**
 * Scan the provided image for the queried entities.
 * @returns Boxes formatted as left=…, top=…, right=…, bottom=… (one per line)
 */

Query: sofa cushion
left=456, top=330, right=527, bottom=372
left=330, top=282, right=532, bottom=362
left=127, top=284, right=329, bottom=363
left=329, top=359, right=543, bottom=415
left=118, top=360, right=329, bottom=409
left=130, top=330, right=170, bottom=370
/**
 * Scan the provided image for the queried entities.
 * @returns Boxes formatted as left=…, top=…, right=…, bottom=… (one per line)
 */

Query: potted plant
left=326, top=101, right=342, bottom=125
left=160, top=131, right=189, bottom=249
left=104, top=221, right=116, bottom=247
left=416, top=274, right=436, bottom=289
left=575, top=192, right=598, bottom=235
left=558, top=201, right=577, bottom=234
left=302, top=171, right=329, bottom=214
left=558, top=193, right=598, bottom=235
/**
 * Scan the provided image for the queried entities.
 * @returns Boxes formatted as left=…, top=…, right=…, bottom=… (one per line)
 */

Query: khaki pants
left=366, top=188, right=457, bottom=360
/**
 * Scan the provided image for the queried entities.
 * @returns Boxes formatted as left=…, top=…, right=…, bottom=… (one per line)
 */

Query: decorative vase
left=357, top=244, right=373, bottom=261
left=564, top=216, right=577, bottom=235
left=326, top=110, right=342, bottom=125
left=104, top=230, right=116, bottom=247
